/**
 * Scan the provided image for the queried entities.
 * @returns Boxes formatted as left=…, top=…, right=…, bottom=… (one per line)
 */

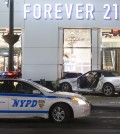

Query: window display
left=64, top=29, right=91, bottom=73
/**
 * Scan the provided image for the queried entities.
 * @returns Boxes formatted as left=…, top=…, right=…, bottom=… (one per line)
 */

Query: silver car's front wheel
left=103, top=84, right=115, bottom=96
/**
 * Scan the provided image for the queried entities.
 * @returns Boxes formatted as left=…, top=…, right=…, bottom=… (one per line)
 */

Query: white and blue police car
left=0, top=72, right=91, bottom=123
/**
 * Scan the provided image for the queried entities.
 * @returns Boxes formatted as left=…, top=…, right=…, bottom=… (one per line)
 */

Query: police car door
left=9, top=81, right=47, bottom=118
left=0, top=80, right=9, bottom=118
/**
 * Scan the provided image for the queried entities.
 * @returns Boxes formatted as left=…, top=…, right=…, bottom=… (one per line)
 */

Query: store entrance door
left=102, top=48, right=120, bottom=73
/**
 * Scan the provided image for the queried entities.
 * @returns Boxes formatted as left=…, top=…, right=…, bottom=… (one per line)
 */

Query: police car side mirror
left=33, top=90, right=41, bottom=94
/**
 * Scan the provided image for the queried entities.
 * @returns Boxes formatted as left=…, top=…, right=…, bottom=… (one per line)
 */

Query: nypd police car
left=0, top=72, right=90, bottom=123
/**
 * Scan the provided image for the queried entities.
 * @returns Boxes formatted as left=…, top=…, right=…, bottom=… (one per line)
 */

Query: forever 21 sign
left=24, top=3, right=120, bottom=20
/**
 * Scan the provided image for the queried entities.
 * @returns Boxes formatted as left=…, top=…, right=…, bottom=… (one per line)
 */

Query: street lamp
left=3, top=0, right=20, bottom=71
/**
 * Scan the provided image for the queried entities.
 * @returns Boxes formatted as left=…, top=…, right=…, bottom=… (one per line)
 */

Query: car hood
left=48, top=91, right=87, bottom=101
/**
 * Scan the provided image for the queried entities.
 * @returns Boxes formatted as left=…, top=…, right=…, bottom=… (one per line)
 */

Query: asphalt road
left=0, top=109, right=120, bottom=134
left=83, top=93, right=120, bottom=108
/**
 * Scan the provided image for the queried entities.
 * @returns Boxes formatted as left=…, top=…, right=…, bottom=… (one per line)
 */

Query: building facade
left=0, top=0, right=120, bottom=81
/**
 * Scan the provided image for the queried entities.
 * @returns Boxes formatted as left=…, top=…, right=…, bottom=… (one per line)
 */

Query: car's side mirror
left=33, top=90, right=41, bottom=94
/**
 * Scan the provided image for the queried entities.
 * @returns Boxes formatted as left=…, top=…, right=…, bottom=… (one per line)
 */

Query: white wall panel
left=91, top=29, right=101, bottom=70
left=57, top=12, right=120, bottom=28
left=14, top=0, right=24, bottom=11
left=0, top=13, right=9, bottom=27
left=22, top=48, right=58, bottom=64
left=0, top=0, right=9, bottom=11
left=92, top=47, right=98, bottom=66
left=14, top=12, right=24, bottom=27
left=24, top=20, right=58, bottom=47
left=0, top=0, right=24, bottom=28
left=22, top=64, right=57, bottom=81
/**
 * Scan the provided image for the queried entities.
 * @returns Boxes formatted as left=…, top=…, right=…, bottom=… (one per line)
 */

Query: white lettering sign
left=24, top=4, right=31, bottom=19
left=76, top=4, right=84, bottom=19
left=34, top=4, right=41, bottom=19
left=103, top=4, right=119, bottom=20
left=65, top=4, right=73, bottom=19
left=44, top=4, right=52, bottom=19
left=24, top=3, right=120, bottom=20
left=86, top=4, right=95, bottom=20
left=55, top=4, right=63, bottom=19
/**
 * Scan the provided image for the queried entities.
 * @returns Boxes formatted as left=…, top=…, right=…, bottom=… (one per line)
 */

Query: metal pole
left=8, top=0, right=14, bottom=71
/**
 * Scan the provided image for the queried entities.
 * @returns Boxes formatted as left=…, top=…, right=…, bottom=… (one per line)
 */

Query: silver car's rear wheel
left=60, top=82, right=72, bottom=92
left=103, top=84, right=115, bottom=96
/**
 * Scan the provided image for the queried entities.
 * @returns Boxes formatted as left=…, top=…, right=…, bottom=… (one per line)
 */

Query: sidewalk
left=83, top=94, right=120, bottom=110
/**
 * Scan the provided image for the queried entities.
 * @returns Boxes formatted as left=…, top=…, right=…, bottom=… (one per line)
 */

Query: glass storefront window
left=63, top=29, right=91, bottom=74
left=0, top=29, right=22, bottom=72
left=101, top=29, right=120, bottom=73
left=102, top=29, right=120, bottom=48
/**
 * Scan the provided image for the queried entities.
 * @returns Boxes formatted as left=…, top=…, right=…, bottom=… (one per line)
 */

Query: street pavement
left=82, top=93, right=120, bottom=109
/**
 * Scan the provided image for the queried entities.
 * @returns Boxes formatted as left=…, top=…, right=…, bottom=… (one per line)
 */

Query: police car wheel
left=60, top=82, right=72, bottom=92
left=50, top=104, right=71, bottom=123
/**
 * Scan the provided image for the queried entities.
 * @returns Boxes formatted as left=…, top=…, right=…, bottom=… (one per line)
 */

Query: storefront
left=0, top=29, right=22, bottom=72
left=101, top=29, right=120, bottom=72
left=0, top=0, right=120, bottom=81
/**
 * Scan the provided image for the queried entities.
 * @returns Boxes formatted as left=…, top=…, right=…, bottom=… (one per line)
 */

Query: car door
left=78, top=72, right=97, bottom=92
left=94, top=75, right=104, bottom=91
left=8, top=80, right=48, bottom=118
left=0, top=80, right=9, bottom=118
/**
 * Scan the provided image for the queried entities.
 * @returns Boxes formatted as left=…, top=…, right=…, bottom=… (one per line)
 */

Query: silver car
left=59, top=70, right=120, bottom=96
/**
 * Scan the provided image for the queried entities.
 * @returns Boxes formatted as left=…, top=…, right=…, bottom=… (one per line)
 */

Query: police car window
left=0, top=80, right=5, bottom=92
left=0, top=80, right=40, bottom=94
left=0, top=80, right=15, bottom=93
left=15, top=82, right=40, bottom=94
left=28, top=80, right=53, bottom=93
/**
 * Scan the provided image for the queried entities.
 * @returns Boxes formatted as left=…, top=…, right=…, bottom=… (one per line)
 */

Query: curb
left=91, top=104, right=120, bottom=110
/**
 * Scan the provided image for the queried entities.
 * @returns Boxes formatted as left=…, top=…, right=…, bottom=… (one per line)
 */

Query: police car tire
left=60, top=82, right=72, bottom=92
left=50, top=103, right=71, bottom=123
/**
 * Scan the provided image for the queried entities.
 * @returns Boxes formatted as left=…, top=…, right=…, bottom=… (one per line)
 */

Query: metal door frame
left=101, top=47, right=120, bottom=71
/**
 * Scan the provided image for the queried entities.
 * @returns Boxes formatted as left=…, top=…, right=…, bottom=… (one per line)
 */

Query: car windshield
left=101, top=71, right=120, bottom=77
left=26, top=80, right=54, bottom=93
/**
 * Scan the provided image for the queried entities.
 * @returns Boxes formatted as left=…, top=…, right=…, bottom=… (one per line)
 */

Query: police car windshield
left=27, top=80, right=53, bottom=93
